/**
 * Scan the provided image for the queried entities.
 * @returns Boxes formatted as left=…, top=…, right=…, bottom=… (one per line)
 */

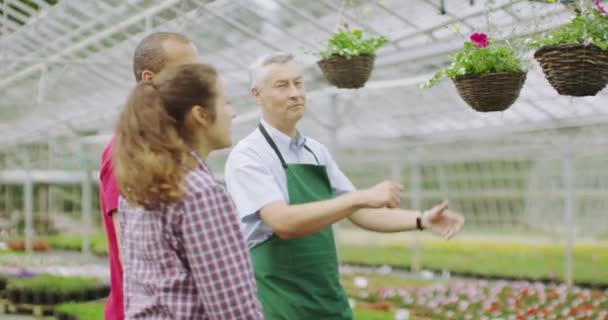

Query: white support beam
left=7, top=0, right=38, bottom=17
left=0, top=0, right=187, bottom=91
left=197, top=4, right=282, bottom=51
left=4, top=1, right=29, bottom=23
left=0, top=169, right=101, bottom=185
left=389, top=0, right=527, bottom=44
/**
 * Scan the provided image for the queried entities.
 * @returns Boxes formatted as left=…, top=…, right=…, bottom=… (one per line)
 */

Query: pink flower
left=595, top=0, right=607, bottom=14
left=470, top=32, right=489, bottom=48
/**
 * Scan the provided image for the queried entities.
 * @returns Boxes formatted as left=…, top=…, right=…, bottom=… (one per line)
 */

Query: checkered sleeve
left=181, top=180, right=263, bottom=320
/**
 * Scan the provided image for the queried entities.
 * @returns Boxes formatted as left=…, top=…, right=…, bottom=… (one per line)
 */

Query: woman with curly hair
left=113, top=63, right=262, bottom=320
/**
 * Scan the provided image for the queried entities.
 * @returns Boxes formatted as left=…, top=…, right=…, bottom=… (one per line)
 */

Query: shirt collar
left=260, top=118, right=307, bottom=151
left=190, top=150, right=212, bottom=174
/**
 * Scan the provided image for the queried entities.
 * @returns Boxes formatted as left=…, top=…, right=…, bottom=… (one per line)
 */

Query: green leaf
left=422, top=38, right=524, bottom=89
left=317, top=28, right=388, bottom=59
left=526, top=10, right=608, bottom=50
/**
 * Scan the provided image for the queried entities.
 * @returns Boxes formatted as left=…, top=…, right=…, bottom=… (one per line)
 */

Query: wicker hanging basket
left=317, top=54, right=375, bottom=89
left=452, top=72, right=527, bottom=112
left=534, top=44, right=608, bottom=97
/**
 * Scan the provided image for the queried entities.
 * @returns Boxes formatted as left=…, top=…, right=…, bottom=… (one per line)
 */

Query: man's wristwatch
left=416, top=211, right=424, bottom=231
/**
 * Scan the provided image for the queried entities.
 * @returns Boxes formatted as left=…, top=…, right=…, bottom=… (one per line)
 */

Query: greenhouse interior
left=1, top=0, right=607, bottom=319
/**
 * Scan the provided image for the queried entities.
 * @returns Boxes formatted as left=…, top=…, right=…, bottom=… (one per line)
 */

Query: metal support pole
left=145, top=15, right=152, bottom=32
left=37, top=64, right=47, bottom=105
left=562, top=145, right=575, bottom=288
left=1, top=0, right=8, bottom=73
left=409, top=150, right=422, bottom=273
left=22, top=151, right=34, bottom=253
left=328, top=94, right=340, bottom=239
left=81, top=142, right=92, bottom=255
left=437, top=164, right=448, bottom=199
left=328, top=94, right=339, bottom=154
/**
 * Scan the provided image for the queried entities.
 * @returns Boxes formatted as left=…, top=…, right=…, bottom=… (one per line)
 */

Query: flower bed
left=343, top=272, right=608, bottom=319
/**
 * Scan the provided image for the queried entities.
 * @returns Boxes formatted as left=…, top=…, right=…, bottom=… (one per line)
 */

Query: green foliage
left=6, top=274, right=102, bottom=293
left=338, top=240, right=608, bottom=285
left=422, top=40, right=524, bottom=89
left=527, top=8, right=608, bottom=51
left=46, top=234, right=109, bottom=255
left=319, top=28, right=388, bottom=59
left=352, top=308, right=395, bottom=319
left=55, top=301, right=105, bottom=320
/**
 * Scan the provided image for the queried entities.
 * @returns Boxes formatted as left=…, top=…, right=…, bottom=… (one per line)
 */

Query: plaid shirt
left=119, top=152, right=263, bottom=320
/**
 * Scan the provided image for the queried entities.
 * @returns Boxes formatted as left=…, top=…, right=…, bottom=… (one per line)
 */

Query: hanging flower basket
left=527, top=2, right=608, bottom=96
left=316, top=25, right=387, bottom=89
left=422, top=32, right=527, bottom=112
left=452, top=72, right=527, bottom=112
left=534, top=44, right=608, bottom=96
left=317, top=55, right=375, bottom=89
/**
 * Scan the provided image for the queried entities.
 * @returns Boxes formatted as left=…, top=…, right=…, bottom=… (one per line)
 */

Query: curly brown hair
left=114, top=63, right=218, bottom=209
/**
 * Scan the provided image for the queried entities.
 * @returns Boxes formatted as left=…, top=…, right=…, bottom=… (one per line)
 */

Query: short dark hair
left=132, top=32, right=191, bottom=82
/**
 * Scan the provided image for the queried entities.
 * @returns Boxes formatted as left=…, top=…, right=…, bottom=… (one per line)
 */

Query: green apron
left=250, top=124, right=352, bottom=320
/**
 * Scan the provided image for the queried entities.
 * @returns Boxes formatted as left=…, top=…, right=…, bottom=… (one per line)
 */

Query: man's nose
left=288, top=84, right=302, bottom=98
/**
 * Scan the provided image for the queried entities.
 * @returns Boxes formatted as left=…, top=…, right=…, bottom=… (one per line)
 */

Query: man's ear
left=141, top=70, right=154, bottom=81
left=251, top=87, right=262, bottom=105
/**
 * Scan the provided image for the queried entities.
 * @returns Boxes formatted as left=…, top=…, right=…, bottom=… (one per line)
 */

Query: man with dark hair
left=132, top=32, right=192, bottom=81
left=99, top=31, right=199, bottom=320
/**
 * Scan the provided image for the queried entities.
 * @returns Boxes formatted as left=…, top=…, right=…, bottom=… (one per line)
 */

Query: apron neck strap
left=258, top=123, right=321, bottom=168
left=259, top=123, right=288, bottom=169
left=303, top=145, right=320, bottom=165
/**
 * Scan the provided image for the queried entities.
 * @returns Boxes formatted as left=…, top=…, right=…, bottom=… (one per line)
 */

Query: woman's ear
left=190, top=105, right=211, bottom=127
left=141, top=70, right=154, bottom=81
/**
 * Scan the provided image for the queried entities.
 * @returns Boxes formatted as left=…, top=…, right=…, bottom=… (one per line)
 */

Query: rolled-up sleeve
left=181, top=184, right=263, bottom=320
left=225, top=150, right=285, bottom=223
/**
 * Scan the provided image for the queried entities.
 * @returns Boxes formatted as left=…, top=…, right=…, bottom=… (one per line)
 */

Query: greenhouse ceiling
left=0, top=0, right=606, bottom=151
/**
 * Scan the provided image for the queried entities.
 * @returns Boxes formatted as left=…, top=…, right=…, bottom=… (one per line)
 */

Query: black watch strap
left=416, top=214, right=424, bottom=231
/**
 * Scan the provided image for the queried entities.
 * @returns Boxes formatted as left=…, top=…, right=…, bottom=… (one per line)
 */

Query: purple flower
left=470, top=32, right=489, bottom=48
left=595, top=0, right=607, bottom=14
left=15, top=269, right=36, bottom=278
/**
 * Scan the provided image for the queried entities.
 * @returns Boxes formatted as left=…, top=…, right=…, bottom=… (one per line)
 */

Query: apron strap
left=259, top=123, right=288, bottom=169
left=259, top=123, right=321, bottom=168
left=303, top=145, right=320, bottom=165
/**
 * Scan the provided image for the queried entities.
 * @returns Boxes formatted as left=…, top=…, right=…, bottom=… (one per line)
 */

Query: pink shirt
left=99, top=138, right=124, bottom=320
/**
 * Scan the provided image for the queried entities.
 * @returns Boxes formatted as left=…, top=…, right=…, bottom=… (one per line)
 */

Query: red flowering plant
left=422, top=32, right=525, bottom=88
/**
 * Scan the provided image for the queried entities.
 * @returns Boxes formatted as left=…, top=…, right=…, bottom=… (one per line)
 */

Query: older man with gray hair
left=224, top=52, right=465, bottom=319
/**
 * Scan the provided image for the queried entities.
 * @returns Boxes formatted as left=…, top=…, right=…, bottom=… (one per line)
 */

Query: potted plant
left=317, top=24, right=388, bottom=89
left=529, top=0, right=608, bottom=96
left=6, top=280, right=24, bottom=304
left=422, top=32, right=527, bottom=112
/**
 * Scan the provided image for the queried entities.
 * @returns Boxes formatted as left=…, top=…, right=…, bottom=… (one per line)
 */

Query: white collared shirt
left=224, top=119, right=356, bottom=249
